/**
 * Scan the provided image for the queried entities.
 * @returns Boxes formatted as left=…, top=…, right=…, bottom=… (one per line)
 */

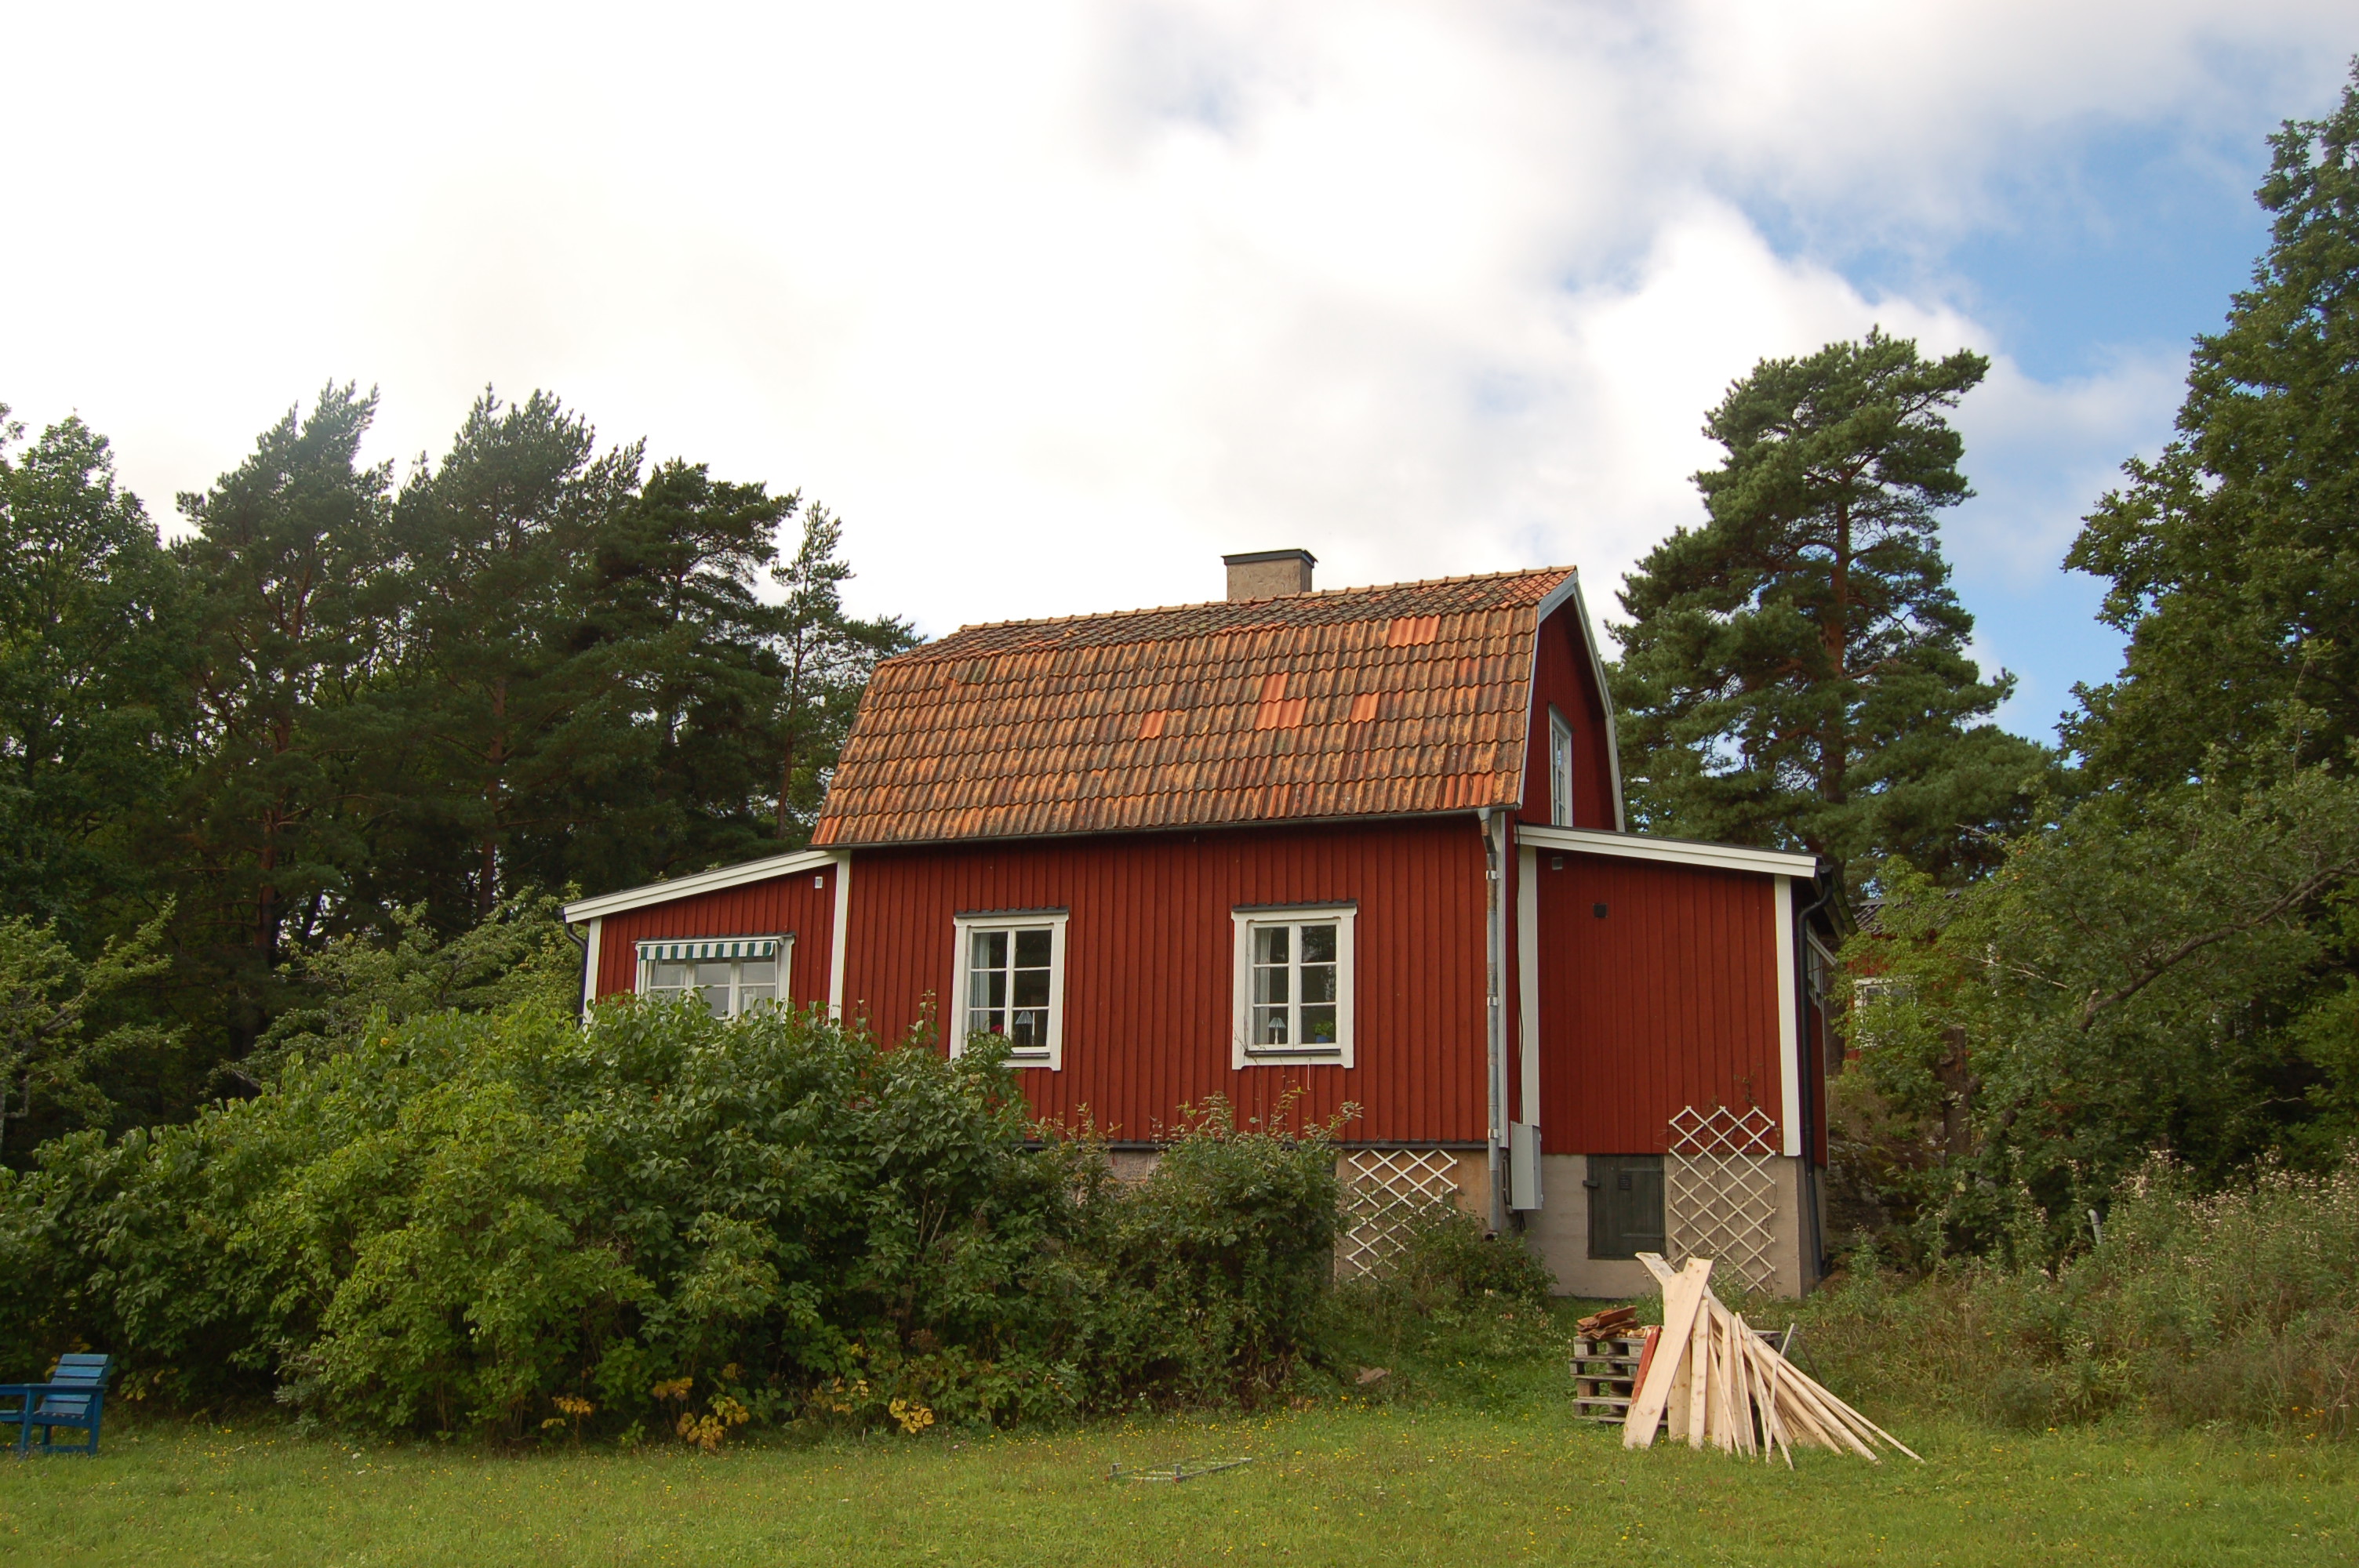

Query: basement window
left=951, top=910, right=1069, bottom=1069
left=1232, top=904, right=1356, bottom=1068
left=637, top=936, right=790, bottom=1018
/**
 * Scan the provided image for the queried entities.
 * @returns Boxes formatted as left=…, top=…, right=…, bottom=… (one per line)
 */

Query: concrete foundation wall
left=1522, top=1153, right=1822, bottom=1301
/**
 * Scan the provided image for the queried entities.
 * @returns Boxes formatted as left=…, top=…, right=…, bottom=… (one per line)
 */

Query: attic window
left=1549, top=707, right=1575, bottom=827
left=637, top=936, right=789, bottom=1018
left=1231, top=903, right=1356, bottom=1068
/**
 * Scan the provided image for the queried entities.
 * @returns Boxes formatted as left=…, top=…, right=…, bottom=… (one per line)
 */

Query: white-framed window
left=951, top=909, right=1068, bottom=1069
left=1231, top=903, right=1355, bottom=1068
left=637, top=935, right=791, bottom=1018
left=1548, top=707, right=1576, bottom=827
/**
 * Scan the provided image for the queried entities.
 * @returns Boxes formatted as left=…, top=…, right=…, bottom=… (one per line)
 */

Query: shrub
left=0, top=997, right=1351, bottom=1439
left=1396, top=1207, right=1556, bottom=1305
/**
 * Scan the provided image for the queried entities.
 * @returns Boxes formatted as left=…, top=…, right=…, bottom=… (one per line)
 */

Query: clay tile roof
left=810, top=566, right=1580, bottom=848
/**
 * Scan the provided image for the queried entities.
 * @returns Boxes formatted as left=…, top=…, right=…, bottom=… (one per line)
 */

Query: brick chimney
left=1223, top=549, right=1317, bottom=602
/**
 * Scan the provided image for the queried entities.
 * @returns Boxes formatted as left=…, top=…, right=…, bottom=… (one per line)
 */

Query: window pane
left=740, top=959, right=776, bottom=987
left=649, top=961, right=689, bottom=992
left=976, top=1008, right=1006, bottom=1035
left=1301, top=963, right=1336, bottom=1004
left=1301, top=1004, right=1338, bottom=1044
left=1253, top=925, right=1289, bottom=965
left=1009, top=1009, right=1048, bottom=1047
left=1253, top=964, right=1289, bottom=1004
left=1013, top=927, right=1052, bottom=967
left=1253, top=1005, right=1289, bottom=1045
left=1012, top=968, right=1050, bottom=1008
left=738, top=985, right=775, bottom=1012
left=972, top=930, right=1007, bottom=970
left=969, top=968, right=1007, bottom=1010
left=1299, top=923, right=1336, bottom=964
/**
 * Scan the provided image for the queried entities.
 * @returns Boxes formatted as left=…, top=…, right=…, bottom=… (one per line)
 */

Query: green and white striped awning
left=636, top=938, right=781, bottom=962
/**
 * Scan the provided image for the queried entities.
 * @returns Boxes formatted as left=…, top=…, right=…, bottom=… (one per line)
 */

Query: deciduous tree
left=2066, top=65, right=2359, bottom=789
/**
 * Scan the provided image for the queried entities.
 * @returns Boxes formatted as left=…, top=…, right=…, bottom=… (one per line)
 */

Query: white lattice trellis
left=1665, top=1104, right=1782, bottom=1294
left=1336, top=1149, right=1464, bottom=1278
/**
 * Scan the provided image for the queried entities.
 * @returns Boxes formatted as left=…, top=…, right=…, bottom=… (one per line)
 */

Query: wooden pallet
left=1570, top=1334, right=1648, bottom=1421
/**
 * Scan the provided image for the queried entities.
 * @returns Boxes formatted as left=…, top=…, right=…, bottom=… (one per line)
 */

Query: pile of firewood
left=1621, top=1253, right=1919, bottom=1465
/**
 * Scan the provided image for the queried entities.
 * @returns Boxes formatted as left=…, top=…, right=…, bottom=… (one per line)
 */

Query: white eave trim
left=1563, top=575, right=1628, bottom=833
left=1515, top=823, right=1818, bottom=878
left=560, top=848, right=841, bottom=923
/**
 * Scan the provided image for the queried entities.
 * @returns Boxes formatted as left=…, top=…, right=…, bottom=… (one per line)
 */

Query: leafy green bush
left=1396, top=1207, right=1556, bottom=1305
left=0, top=996, right=1347, bottom=1439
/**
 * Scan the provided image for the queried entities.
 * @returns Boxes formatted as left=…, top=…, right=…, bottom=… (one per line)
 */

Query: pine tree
left=1611, top=330, right=2050, bottom=892
left=174, top=384, right=391, bottom=1018
left=767, top=506, right=918, bottom=844
left=382, top=390, right=641, bottom=917
left=2066, top=64, right=2359, bottom=787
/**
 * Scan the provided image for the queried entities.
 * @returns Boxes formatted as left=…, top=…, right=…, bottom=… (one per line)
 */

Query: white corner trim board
left=828, top=852, right=852, bottom=1018
left=1516, top=845, right=1539, bottom=1123
left=1775, top=873, right=1802, bottom=1160
left=580, top=916, right=602, bottom=1014
left=558, top=848, right=841, bottom=924
left=1515, top=823, right=1818, bottom=879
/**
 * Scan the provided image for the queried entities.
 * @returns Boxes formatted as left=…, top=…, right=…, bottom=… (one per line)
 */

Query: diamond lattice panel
left=1665, top=1105, right=1781, bottom=1295
left=1337, top=1149, right=1464, bottom=1279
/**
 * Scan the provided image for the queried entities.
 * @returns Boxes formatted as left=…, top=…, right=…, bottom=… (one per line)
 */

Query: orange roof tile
left=810, top=567, right=1580, bottom=848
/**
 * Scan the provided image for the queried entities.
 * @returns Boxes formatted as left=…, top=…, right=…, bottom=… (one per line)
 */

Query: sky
left=2, top=2, right=2354, bottom=744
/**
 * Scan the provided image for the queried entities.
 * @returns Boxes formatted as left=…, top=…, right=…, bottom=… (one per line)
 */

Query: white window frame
left=1548, top=706, right=1576, bottom=828
left=1230, top=903, right=1356, bottom=1069
left=635, top=935, right=792, bottom=1018
left=949, top=909, right=1069, bottom=1069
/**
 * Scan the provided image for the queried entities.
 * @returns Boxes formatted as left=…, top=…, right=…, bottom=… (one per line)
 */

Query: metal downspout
left=1794, top=876, right=1836, bottom=1283
left=1482, top=808, right=1507, bottom=1232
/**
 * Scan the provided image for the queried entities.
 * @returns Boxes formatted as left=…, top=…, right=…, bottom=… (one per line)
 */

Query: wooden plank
left=1736, top=1331, right=1795, bottom=1468
left=1665, top=1330, right=1694, bottom=1443
left=1708, top=1309, right=1737, bottom=1454
left=1622, top=1257, right=1711, bottom=1450
left=1726, top=1310, right=1756, bottom=1458
left=1684, top=1306, right=1710, bottom=1450
left=1797, top=1377, right=1925, bottom=1464
left=1777, top=1366, right=1881, bottom=1462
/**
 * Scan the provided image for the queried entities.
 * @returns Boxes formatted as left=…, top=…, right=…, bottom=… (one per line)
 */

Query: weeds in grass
left=1793, top=1151, right=2359, bottom=1436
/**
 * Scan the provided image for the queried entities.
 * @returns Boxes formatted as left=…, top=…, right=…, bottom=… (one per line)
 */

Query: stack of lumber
left=1620, top=1252, right=1920, bottom=1465
left=1569, top=1316, right=1648, bottom=1423
left=1576, top=1305, right=1639, bottom=1338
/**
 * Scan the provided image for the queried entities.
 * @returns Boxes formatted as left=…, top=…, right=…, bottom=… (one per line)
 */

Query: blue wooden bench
left=0, top=1354, right=112, bottom=1457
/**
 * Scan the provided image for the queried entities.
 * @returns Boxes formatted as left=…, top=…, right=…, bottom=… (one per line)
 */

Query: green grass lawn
left=0, top=1403, right=2350, bottom=1566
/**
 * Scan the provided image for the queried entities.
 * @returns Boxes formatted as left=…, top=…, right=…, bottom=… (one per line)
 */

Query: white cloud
left=0, top=0, right=2348, bottom=674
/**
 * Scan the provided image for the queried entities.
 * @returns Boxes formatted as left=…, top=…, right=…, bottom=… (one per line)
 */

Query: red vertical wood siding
left=1533, top=852, right=1783, bottom=1154
left=1507, top=600, right=1617, bottom=1128
left=843, top=818, right=1489, bottom=1144
left=1514, top=601, right=1617, bottom=832
left=593, top=869, right=839, bottom=1012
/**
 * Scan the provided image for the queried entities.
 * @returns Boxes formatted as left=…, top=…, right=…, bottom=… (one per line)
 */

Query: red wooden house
left=564, top=550, right=1838, bottom=1298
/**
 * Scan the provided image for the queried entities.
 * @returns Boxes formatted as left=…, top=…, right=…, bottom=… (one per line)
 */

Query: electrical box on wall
left=1508, top=1121, right=1542, bottom=1210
